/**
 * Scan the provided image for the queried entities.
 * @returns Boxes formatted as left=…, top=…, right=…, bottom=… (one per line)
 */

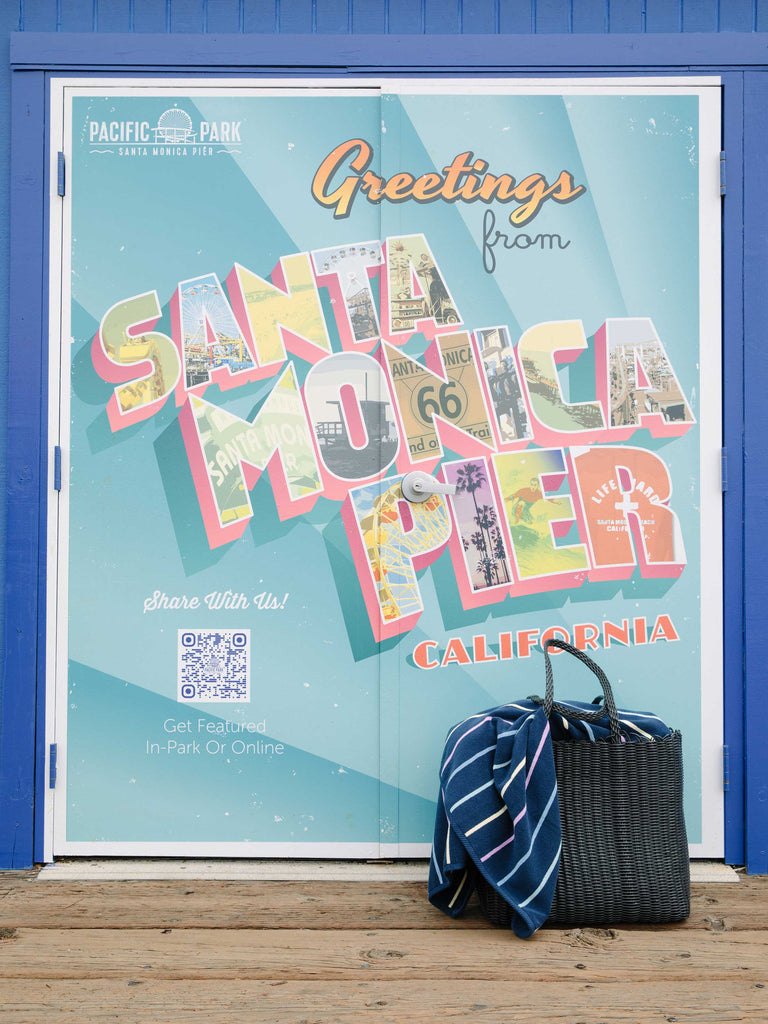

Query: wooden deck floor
left=0, top=869, right=766, bottom=1022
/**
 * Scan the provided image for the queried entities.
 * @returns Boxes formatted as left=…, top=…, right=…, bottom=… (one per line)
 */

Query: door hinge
left=721, top=447, right=727, bottom=493
left=53, top=445, right=62, bottom=491
left=723, top=744, right=730, bottom=791
left=720, top=151, right=726, bottom=197
left=57, top=152, right=66, bottom=197
left=49, top=744, right=58, bottom=789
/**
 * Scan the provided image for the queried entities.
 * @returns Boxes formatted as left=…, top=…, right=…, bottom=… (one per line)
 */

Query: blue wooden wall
left=0, top=1, right=763, bottom=868
left=10, top=0, right=768, bottom=34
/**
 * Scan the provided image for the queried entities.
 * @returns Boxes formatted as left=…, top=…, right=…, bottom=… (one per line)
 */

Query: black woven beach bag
left=477, top=638, right=690, bottom=927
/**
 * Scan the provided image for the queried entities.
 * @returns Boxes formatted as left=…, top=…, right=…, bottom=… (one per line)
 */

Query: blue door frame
left=2, top=32, right=761, bottom=870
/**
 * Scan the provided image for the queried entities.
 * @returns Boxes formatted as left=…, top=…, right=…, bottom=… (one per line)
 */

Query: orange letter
left=413, top=640, right=440, bottom=669
left=311, top=139, right=373, bottom=219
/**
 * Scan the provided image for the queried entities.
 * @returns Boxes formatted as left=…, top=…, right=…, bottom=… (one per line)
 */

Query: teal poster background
left=58, top=85, right=717, bottom=852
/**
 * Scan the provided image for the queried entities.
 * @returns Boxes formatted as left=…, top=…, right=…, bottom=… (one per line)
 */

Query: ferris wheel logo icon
left=153, top=108, right=197, bottom=145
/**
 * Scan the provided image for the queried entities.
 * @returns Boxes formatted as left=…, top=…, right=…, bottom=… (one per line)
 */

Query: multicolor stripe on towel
left=428, top=698, right=672, bottom=938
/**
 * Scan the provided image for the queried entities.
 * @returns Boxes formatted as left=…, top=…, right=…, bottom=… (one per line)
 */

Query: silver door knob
left=401, top=471, right=457, bottom=503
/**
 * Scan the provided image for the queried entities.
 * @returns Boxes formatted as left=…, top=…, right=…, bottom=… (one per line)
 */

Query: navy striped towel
left=428, top=698, right=673, bottom=937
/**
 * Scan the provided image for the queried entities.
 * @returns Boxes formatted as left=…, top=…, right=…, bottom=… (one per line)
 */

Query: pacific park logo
left=311, top=138, right=587, bottom=229
left=87, top=107, right=243, bottom=158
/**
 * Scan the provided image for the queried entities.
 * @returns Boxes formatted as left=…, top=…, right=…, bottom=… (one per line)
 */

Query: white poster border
left=46, top=75, right=723, bottom=861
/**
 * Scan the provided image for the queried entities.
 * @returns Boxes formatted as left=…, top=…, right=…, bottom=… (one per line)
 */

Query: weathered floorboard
left=0, top=979, right=766, bottom=1023
left=0, top=925, right=767, bottom=981
left=0, top=872, right=766, bottom=1022
left=0, top=877, right=762, bottom=931
left=0, top=880, right=475, bottom=930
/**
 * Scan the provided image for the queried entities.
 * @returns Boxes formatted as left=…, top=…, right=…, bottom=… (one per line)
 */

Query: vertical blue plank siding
left=96, top=0, right=133, bottom=31
left=462, top=0, right=500, bottom=34
left=570, top=0, right=609, bottom=32
left=59, top=0, right=96, bottom=31
left=205, top=0, right=242, bottom=31
left=387, top=0, right=423, bottom=34
left=316, top=0, right=351, bottom=34
left=645, top=0, right=682, bottom=31
left=424, top=0, right=459, bottom=33
left=683, top=0, right=718, bottom=32
left=499, top=0, right=535, bottom=32
left=345, top=0, right=384, bottom=32
left=277, top=0, right=314, bottom=33
left=535, top=0, right=573, bottom=34
left=18, top=0, right=58, bottom=32
left=169, top=0, right=205, bottom=32
left=132, top=0, right=169, bottom=31
left=719, top=0, right=755, bottom=31
left=13, top=0, right=768, bottom=33
left=242, top=0, right=277, bottom=34
left=609, top=0, right=642, bottom=32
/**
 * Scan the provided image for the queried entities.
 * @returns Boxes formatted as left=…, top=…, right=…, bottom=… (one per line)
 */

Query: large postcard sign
left=48, top=81, right=722, bottom=857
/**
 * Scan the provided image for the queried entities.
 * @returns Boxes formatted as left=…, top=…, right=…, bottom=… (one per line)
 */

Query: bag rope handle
left=529, top=637, right=623, bottom=744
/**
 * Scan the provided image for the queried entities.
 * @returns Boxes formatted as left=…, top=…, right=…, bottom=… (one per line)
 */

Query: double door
left=46, top=77, right=723, bottom=858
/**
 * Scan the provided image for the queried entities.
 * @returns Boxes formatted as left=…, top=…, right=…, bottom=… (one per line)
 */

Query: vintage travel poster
left=50, top=81, right=722, bottom=855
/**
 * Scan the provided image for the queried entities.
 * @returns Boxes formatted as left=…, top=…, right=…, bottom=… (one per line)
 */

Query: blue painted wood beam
left=1, top=69, right=48, bottom=870
left=10, top=31, right=768, bottom=70
left=743, top=70, right=768, bottom=875
left=721, top=70, right=746, bottom=868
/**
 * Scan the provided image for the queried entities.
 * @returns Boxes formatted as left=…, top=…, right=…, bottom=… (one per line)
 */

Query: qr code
left=177, top=629, right=250, bottom=703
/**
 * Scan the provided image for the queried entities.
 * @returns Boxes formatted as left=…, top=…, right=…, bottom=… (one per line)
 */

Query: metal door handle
left=401, top=471, right=457, bottom=503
